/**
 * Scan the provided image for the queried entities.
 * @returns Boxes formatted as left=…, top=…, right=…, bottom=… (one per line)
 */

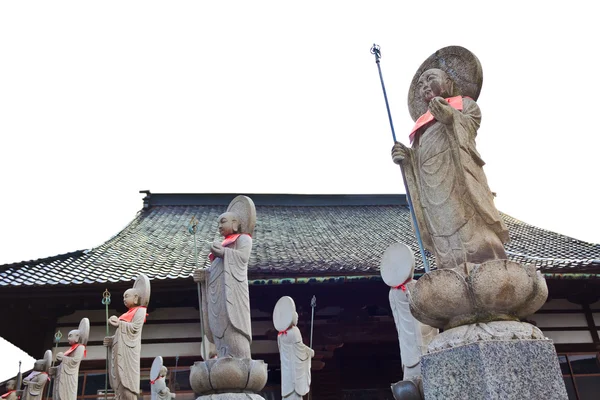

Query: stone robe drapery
left=403, top=97, right=509, bottom=268
left=202, top=234, right=252, bottom=358
left=278, top=327, right=312, bottom=400
left=109, top=307, right=146, bottom=400
left=2, top=391, right=17, bottom=400
left=389, top=287, right=437, bottom=380
left=151, top=377, right=174, bottom=400
left=54, top=344, right=85, bottom=400
left=22, top=372, right=48, bottom=400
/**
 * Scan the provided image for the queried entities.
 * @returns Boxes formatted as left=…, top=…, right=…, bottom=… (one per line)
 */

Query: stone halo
left=227, top=195, right=257, bottom=235
left=134, top=273, right=151, bottom=307
left=150, top=356, right=163, bottom=382
left=273, top=296, right=296, bottom=332
left=407, top=46, right=483, bottom=122
left=43, top=349, right=53, bottom=372
left=78, top=317, right=90, bottom=345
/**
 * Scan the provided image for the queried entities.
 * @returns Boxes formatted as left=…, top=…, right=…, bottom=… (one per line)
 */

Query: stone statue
left=391, top=47, right=508, bottom=270
left=22, top=351, right=52, bottom=400
left=103, top=274, right=151, bottom=400
left=193, top=195, right=256, bottom=359
left=380, top=243, right=437, bottom=400
left=273, top=296, right=314, bottom=400
left=1, top=380, right=18, bottom=400
left=189, top=195, right=268, bottom=399
left=150, top=357, right=176, bottom=400
left=50, top=318, right=89, bottom=400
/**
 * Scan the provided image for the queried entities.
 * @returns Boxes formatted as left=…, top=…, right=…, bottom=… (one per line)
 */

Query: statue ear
left=232, top=220, right=240, bottom=233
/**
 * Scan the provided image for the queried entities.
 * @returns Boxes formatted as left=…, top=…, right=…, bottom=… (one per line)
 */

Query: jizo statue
left=150, top=357, right=176, bottom=400
left=103, top=274, right=151, bottom=400
left=391, top=47, right=509, bottom=269
left=51, top=318, right=90, bottom=400
left=193, top=195, right=256, bottom=359
left=2, top=380, right=18, bottom=400
left=22, top=351, right=52, bottom=400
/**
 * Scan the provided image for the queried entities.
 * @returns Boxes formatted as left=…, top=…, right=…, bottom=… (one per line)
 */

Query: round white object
left=379, top=242, right=415, bottom=287
left=150, top=356, right=163, bottom=382
left=78, top=318, right=90, bottom=345
left=273, top=296, right=296, bottom=332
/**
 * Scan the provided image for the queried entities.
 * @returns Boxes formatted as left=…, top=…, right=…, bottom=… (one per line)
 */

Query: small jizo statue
left=1, top=380, right=18, bottom=400
left=193, top=195, right=256, bottom=359
left=150, top=357, right=176, bottom=400
left=103, top=274, right=151, bottom=400
left=273, top=296, right=314, bottom=400
left=22, top=351, right=52, bottom=400
left=51, top=318, right=90, bottom=400
left=391, top=46, right=509, bottom=270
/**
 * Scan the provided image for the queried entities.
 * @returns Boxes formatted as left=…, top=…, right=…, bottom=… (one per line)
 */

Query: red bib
left=64, top=343, right=87, bottom=358
left=208, top=233, right=251, bottom=261
left=119, top=306, right=148, bottom=323
left=409, top=96, right=464, bottom=143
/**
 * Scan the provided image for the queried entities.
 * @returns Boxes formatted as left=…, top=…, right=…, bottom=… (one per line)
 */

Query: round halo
left=43, top=350, right=52, bottom=372
left=273, top=296, right=296, bottom=332
left=150, top=356, right=163, bottom=382
left=227, top=195, right=257, bottom=235
left=408, top=46, right=483, bottom=121
left=134, top=273, right=151, bottom=307
left=379, top=242, right=415, bottom=287
left=78, top=318, right=90, bottom=345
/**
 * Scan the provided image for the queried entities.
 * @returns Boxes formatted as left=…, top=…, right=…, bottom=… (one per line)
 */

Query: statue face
left=68, top=330, right=81, bottom=345
left=33, top=360, right=44, bottom=372
left=218, top=212, right=238, bottom=237
left=416, top=69, right=453, bottom=102
left=123, top=289, right=140, bottom=308
left=6, top=380, right=15, bottom=391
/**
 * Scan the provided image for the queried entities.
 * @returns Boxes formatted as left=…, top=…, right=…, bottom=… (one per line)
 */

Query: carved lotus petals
left=189, top=358, right=268, bottom=395
left=408, top=260, right=548, bottom=329
left=408, top=269, right=471, bottom=328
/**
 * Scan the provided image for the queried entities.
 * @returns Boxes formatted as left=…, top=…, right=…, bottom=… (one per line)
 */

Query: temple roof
left=1, top=193, right=599, bottom=287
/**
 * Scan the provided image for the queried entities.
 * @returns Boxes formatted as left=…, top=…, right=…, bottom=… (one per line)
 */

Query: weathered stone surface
left=421, top=339, right=567, bottom=399
left=408, top=260, right=548, bottom=329
left=189, top=358, right=267, bottom=395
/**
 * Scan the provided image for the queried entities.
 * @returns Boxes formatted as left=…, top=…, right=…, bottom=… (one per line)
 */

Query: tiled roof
left=1, top=194, right=598, bottom=287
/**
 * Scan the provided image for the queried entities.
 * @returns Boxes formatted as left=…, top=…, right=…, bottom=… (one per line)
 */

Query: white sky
left=1, top=0, right=599, bottom=380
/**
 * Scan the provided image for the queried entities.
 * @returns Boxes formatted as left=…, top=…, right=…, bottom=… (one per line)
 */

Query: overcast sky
left=1, top=0, right=599, bottom=380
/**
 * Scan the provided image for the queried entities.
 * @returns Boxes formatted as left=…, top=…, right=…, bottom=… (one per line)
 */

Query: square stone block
left=421, top=340, right=568, bottom=399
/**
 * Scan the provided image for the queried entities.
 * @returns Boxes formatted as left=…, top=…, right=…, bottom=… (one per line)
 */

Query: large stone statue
left=150, top=357, right=176, bottom=400
left=391, top=47, right=508, bottom=270
left=380, top=243, right=437, bottom=400
left=273, top=296, right=314, bottom=400
left=190, top=195, right=267, bottom=399
left=51, top=318, right=90, bottom=400
left=386, top=46, right=566, bottom=399
left=22, top=350, right=52, bottom=400
left=2, top=380, right=18, bottom=400
left=103, top=274, right=151, bottom=400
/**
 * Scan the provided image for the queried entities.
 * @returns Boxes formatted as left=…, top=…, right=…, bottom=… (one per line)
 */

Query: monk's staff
left=16, top=361, right=22, bottom=395
left=45, top=330, right=62, bottom=400
left=102, top=289, right=112, bottom=400
left=188, top=217, right=208, bottom=360
left=308, top=295, right=316, bottom=400
left=370, top=43, right=431, bottom=273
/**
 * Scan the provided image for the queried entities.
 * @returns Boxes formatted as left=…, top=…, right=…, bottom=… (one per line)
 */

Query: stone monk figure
left=103, top=274, right=150, bottom=400
left=2, top=380, right=18, bottom=400
left=391, top=48, right=508, bottom=269
left=22, top=351, right=52, bottom=400
left=51, top=318, right=89, bottom=400
left=193, top=195, right=255, bottom=359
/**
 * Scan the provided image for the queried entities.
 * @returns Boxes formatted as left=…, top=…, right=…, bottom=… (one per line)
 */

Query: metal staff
left=45, top=330, right=62, bottom=400
left=308, top=296, right=317, bottom=400
left=188, top=216, right=208, bottom=361
left=102, top=289, right=112, bottom=400
left=370, top=43, right=431, bottom=273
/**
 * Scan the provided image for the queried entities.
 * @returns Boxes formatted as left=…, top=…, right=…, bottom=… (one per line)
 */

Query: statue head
left=159, top=366, right=168, bottom=378
left=123, top=288, right=141, bottom=308
left=67, top=329, right=81, bottom=345
left=6, top=380, right=15, bottom=391
left=217, top=212, right=241, bottom=237
left=33, top=360, right=45, bottom=372
left=416, top=68, right=457, bottom=103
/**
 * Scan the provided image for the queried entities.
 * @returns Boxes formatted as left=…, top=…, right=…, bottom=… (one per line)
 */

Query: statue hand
left=108, top=315, right=119, bottom=327
left=103, top=336, right=113, bottom=347
left=193, top=268, right=208, bottom=282
left=391, top=141, right=411, bottom=164
left=428, top=96, right=455, bottom=125
left=211, top=241, right=225, bottom=258
left=56, top=352, right=64, bottom=361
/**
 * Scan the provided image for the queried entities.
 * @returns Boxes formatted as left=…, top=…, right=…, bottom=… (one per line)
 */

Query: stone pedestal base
left=421, top=339, right=567, bottom=399
left=196, top=394, right=265, bottom=400
left=189, top=358, right=267, bottom=399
